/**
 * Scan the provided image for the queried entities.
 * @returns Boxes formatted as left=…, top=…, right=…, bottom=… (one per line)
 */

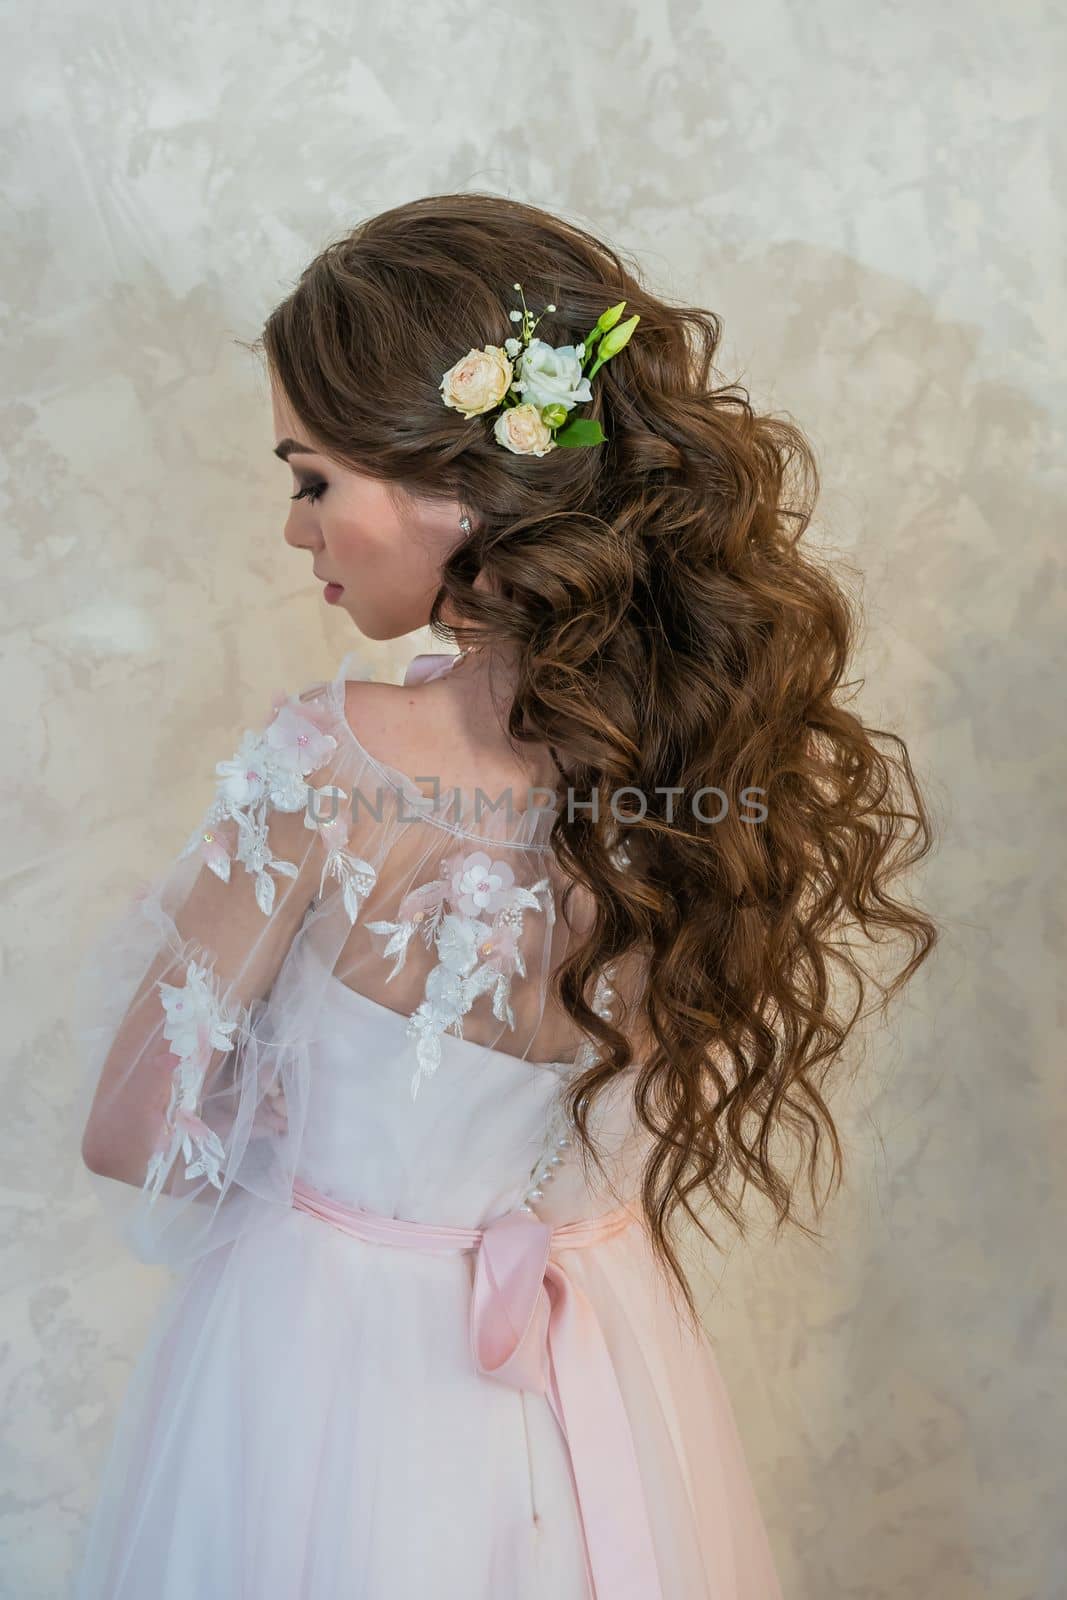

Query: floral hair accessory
left=439, top=282, right=640, bottom=456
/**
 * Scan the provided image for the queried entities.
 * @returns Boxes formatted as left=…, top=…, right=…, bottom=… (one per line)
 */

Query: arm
left=78, top=688, right=342, bottom=1199
left=79, top=799, right=320, bottom=1188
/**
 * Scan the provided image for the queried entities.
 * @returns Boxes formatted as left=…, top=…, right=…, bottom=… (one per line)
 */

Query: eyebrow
left=273, top=437, right=318, bottom=460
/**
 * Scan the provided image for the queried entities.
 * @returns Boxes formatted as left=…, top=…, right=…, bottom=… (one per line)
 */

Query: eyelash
left=290, top=481, right=327, bottom=504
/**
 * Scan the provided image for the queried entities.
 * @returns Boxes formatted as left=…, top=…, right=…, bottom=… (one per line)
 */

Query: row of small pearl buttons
left=519, top=966, right=617, bottom=1216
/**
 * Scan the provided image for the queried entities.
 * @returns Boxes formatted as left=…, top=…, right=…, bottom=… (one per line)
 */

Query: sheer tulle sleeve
left=68, top=676, right=373, bottom=1271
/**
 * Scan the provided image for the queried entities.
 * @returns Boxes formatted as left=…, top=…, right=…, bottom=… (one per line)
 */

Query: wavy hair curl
left=254, top=193, right=939, bottom=1328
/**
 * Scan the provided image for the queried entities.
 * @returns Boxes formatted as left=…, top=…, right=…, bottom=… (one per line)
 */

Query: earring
left=459, top=514, right=472, bottom=534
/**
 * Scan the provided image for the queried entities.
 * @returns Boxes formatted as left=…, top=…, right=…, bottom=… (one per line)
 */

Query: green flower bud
left=585, top=313, right=640, bottom=382
left=540, top=403, right=568, bottom=429
left=597, top=312, right=640, bottom=361
left=581, top=300, right=628, bottom=364
left=595, top=300, right=627, bottom=335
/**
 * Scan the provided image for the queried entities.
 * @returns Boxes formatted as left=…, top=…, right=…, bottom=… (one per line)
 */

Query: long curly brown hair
left=254, top=193, right=939, bottom=1328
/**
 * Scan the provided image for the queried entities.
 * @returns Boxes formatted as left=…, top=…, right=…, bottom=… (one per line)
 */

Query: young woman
left=71, top=192, right=937, bottom=1598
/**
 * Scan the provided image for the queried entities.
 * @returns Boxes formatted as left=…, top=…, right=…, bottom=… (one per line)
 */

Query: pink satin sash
left=289, top=1176, right=664, bottom=1600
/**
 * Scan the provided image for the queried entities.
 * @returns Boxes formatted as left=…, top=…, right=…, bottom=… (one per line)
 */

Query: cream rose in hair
left=438, top=282, right=636, bottom=451
left=439, top=344, right=513, bottom=418
left=492, top=402, right=557, bottom=457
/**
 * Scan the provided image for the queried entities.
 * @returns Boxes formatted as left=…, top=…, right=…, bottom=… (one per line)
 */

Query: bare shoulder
left=341, top=673, right=478, bottom=788
left=341, top=669, right=558, bottom=802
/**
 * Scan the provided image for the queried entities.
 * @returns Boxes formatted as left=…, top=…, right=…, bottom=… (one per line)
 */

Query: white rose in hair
left=440, top=345, right=513, bottom=418
left=511, top=338, right=592, bottom=413
left=493, top=403, right=557, bottom=457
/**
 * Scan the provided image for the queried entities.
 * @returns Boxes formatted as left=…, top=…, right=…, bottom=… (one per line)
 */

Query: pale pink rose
left=451, top=850, right=516, bottom=917
left=440, top=345, right=513, bottom=418
left=492, top=403, right=556, bottom=457
left=265, top=702, right=338, bottom=775
left=476, top=923, right=520, bottom=974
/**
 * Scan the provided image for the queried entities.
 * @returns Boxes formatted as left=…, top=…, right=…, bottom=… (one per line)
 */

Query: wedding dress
left=69, top=646, right=784, bottom=1599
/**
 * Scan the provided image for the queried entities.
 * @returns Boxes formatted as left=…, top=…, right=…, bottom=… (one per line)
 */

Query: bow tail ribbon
left=470, top=1208, right=663, bottom=1600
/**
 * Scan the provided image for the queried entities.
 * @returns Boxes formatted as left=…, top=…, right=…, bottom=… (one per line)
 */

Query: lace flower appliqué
left=144, top=957, right=241, bottom=1204
left=365, top=848, right=552, bottom=1099
left=180, top=696, right=377, bottom=923
left=179, top=698, right=336, bottom=915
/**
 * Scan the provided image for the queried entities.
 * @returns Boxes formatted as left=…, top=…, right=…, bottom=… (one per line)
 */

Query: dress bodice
left=73, top=646, right=648, bottom=1270
left=295, top=946, right=649, bottom=1229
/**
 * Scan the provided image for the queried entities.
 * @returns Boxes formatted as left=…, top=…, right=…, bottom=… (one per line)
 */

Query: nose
left=283, top=511, right=321, bottom=553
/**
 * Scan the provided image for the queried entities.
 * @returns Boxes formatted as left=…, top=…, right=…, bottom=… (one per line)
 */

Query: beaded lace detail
left=144, top=956, right=239, bottom=1204
left=150, top=691, right=382, bottom=1200
left=144, top=659, right=625, bottom=1214
left=518, top=964, right=618, bottom=1216
left=178, top=697, right=341, bottom=915
left=365, top=847, right=555, bottom=1100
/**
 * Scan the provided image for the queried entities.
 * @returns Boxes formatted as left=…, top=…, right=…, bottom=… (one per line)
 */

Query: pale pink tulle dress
left=69, top=648, right=784, bottom=1599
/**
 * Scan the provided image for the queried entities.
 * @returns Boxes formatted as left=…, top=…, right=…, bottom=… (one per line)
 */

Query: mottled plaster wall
left=3, top=2, right=1062, bottom=1595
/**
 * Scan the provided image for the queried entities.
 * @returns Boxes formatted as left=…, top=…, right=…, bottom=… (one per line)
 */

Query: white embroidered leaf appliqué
left=365, top=848, right=552, bottom=1100
left=304, top=783, right=378, bottom=924
left=144, top=957, right=241, bottom=1204
left=180, top=697, right=341, bottom=917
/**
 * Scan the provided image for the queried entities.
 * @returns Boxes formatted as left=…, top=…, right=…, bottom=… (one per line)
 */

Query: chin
left=351, top=617, right=386, bottom=640
left=340, top=602, right=372, bottom=632
left=354, top=615, right=415, bottom=644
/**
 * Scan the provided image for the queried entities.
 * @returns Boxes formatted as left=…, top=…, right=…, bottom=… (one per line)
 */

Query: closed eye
left=290, top=481, right=327, bottom=505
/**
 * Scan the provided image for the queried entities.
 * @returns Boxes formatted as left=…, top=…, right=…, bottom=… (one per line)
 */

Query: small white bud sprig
left=438, top=281, right=640, bottom=456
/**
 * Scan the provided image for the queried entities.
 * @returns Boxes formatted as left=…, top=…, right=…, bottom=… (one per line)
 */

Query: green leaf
left=552, top=417, right=607, bottom=448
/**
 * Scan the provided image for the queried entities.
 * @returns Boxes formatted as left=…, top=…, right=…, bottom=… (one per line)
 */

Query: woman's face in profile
left=270, top=380, right=468, bottom=641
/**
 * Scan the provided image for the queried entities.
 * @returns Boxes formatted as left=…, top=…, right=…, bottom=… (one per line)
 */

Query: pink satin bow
left=289, top=1178, right=663, bottom=1600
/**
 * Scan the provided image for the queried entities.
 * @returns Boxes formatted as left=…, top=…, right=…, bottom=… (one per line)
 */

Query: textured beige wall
left=4, top=3, right=1063, bottom=1596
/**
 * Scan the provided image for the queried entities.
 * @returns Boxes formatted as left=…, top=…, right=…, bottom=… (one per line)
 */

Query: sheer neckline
left=322, top=650, right=560, bottom=855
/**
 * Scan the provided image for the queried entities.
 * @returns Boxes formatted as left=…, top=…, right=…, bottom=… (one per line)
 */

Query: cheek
left=323, top=521, right=371, bottom=571
left=326, top=520, right=439, bottom=590
left=321, top=518, right=390, bottom=582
